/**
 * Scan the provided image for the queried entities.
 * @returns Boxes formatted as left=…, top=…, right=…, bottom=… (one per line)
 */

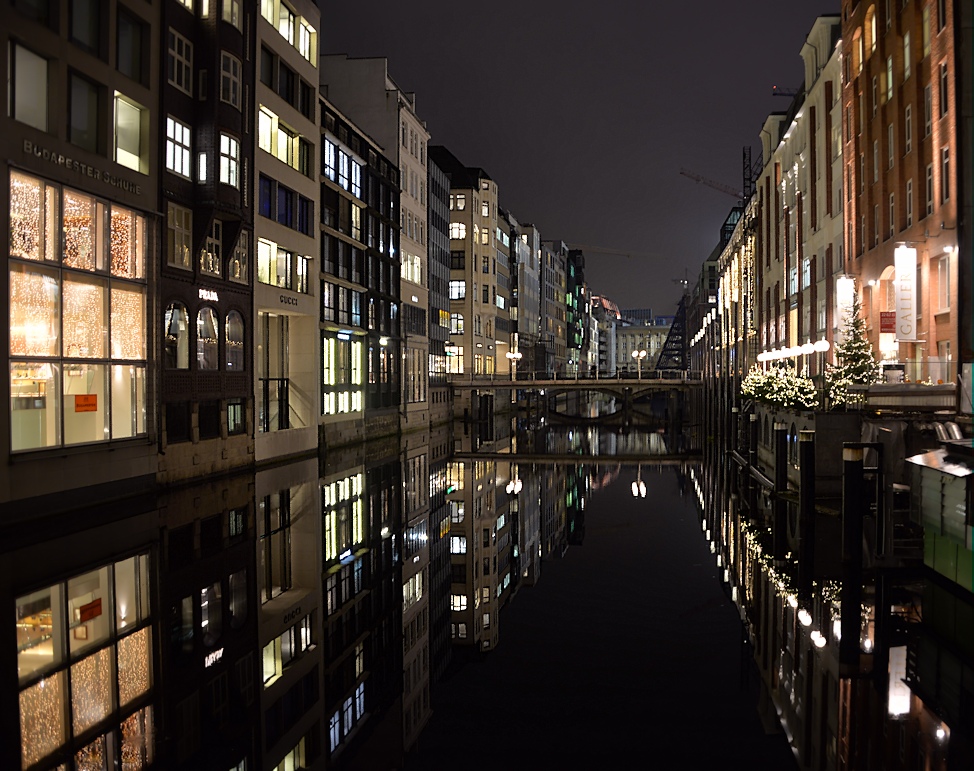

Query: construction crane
left=678, top=168, right=743, bottom=201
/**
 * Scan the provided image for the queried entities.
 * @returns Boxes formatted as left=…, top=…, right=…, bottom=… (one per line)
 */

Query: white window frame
left=165, top=116, right=192, bottom=178
left=167, top=28, right=193, bottom=96
left=168, top=202, right=192, bottom=269
left=219, top=52, right=241, bottom=109
left=219, top=133, right=239, bottom=188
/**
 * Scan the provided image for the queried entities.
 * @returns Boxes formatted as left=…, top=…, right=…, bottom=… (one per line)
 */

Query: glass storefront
left=8, top=171, right=148, bottom=451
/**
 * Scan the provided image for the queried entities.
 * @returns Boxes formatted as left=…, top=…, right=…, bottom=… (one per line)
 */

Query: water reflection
left=8, top=416, right=718, bottom=770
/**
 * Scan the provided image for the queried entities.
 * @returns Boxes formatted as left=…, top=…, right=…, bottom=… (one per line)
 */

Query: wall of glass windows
left=9, top=171, right=148, bottom=451
left=16, top=554, right=153, bottom=769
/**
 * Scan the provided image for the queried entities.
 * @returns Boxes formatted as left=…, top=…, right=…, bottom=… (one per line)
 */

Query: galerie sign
left=894, top=246, right=918, bottom=342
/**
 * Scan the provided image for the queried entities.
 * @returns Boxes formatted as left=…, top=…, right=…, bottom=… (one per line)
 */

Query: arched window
left=226, top=310, right=245, bottom=370
left=197, top=307, right=219, bottom=370
left=865, top=6, right=877, bottom=54
left=164, top=302, right=189, bottom=369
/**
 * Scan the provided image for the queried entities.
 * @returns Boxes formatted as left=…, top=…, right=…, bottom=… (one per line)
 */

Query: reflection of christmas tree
left=827, top=292, right=880, bottom=407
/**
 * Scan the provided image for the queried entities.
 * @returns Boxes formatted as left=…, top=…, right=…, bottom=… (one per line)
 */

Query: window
left=277, top=2, right=295, bottom=45
left=165, top=303, right=190, bottom=369
left=939, top=63, right=948, bottom=117
left=165, top=117, right=191, bottom=178
left=888, top=193, right=895, bottom=238
left=903, top=32, right=911, bottom=80
left=905, top=180, right=913, bottom=227
left=924, top=85, right=932, bottom=136
left=449, top=222, right=466, bottom=240
left=9, top=43, right=48, bottom=131
left=450, top=313, right=464, bottom=334
left=904, top=105, right=912, bottom=154
left=872, top=140, right=878, bottom=182
left=450, top=594, right=467, bottom=611
left=259, top=491, right=292, bottom=603
left=323, top=139, right=336, bottom=180
left=885, top=57, right=892, bottom=102
left=449, top=280, right=465, bottom=300
left=937, top=0, right=946, bottom=31
left=198, top=152, right=207, bottom=182
left=220, top=53, right=241, bottom=109
left=201, top=219, right=222, bottom=276
left=117, top=10, right=145, bottom=84
left=941, top=147, right=950, bottom=203
left=938, top=254, right=950, bottom=310
left=9, top=172, right=148, bottom=449
left=926, top=164, right=934, bottom=216
left=69, top=74, right=99, bottom=153
left=167, top=203, right=192, bottom=269
left=887, top=124, right=893, bottom=168
left=197, top=308, right=219, bottom=370
left=226, top=311, right=244, bottom=370
left=298, top=20, right=314, bottom=61
left=222, top=0, right=241, bottom=29
left=481, top=201, right=489, bottom=217
left=114, top=92, right=146, bottom=173
left=219, top=134, right=239, bottom=188
left=450, top=536, right=466, bottom=554
left=229, top=231, right=248, bottom=283
left=71, top=0, right=101, bottom=52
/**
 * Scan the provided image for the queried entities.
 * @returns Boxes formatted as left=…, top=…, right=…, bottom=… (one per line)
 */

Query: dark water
left=409, top=463, right=796, bottom=770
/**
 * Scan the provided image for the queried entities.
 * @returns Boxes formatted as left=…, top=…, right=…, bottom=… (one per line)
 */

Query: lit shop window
left=197, top=307, right=219, bottom=370
left=321, top=335, right=363, bottom=417
left=16, top=555, right=152, bottom=770
left=164, top=302, right=190, bottom=369
left=9, top=172, right=147, bottom=451
left=226, top=311, right=245, bottom=370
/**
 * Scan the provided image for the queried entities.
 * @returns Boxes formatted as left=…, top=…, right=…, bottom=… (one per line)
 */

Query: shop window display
left=197, top=307, right=220, bottom=370
left=164, top=302, right=190, bottom=369
left=8, top=171, right=147, bottom=451
left=226, top=310, right=245, bottom=370
left=16, top=555, right=153, bottom=769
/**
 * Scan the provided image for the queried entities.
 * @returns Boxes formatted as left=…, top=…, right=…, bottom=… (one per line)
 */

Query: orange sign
left=74, top=394, right=97, bottom=412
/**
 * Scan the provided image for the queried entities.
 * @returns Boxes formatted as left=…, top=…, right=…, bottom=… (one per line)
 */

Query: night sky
left=324, top=1, right=838, bottom=314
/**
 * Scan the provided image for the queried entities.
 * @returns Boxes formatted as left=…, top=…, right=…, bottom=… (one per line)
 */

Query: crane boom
left=678, top=168, right=743, bottom=200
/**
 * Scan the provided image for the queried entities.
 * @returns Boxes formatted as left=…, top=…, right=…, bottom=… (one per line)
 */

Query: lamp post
left=631, top=348, right=647, bottom=380
left=505, top=350, right=522, bottom=381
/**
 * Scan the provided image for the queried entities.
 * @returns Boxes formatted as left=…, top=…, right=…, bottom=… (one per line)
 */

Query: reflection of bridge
left=449, top=372, right=703, bottom=398
left=451, top=451, right=700, bottom=464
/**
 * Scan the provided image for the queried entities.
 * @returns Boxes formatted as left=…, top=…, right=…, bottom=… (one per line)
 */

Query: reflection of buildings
left=427, top=424, right=454, bottom=684
left=322, top=442, right=403, bottom=769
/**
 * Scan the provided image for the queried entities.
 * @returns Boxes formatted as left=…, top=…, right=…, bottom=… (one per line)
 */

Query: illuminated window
left=323, top=139, right=336, bottom=180
left=219, top=134, right=239, bottom=188
left=938, top=254, right=950, bottom=310
left=449, top=222, right=466, bottom=240
left=9, top=172, right=147, bottom=450
left=450, top=313, right=464, bottom=334
left=114, top=92, right=147, bottom=174
left=197, top=308, right=219, bottom=370
left=450, top=594, right=467, bottom=611
left=221, top=0, right=240, bottom=29
left=449, top=280, right=465, bottom=300
left=450, top=536, right=466, bottom=554
left=165, top=303, right=189, bottom=369
left=298, top=20, right=314, bottom=61
left=167, top=203, right=192, bottom=269
left=165, top=116, right=191, bottom=178
left=226, top=311, right=244, bottom=370
left=229, top=231, right=248, bottom=284
left=201, top=219, right=222, bottom=277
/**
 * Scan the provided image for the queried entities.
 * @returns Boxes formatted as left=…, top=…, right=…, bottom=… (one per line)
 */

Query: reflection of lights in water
left=798, top=609, right=812, bottom=627
left=787, top=595, right=798, bottom=609
left=863, top=637, right=873, bottom=651
left=936, top=725, right=947, bottom=741
left=833, top=619, right=842, bottom=641
left=810, top=630, right=826, bottom=648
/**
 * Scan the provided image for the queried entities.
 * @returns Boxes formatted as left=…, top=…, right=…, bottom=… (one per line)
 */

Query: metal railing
left=447, top=369, right=702, bottom=385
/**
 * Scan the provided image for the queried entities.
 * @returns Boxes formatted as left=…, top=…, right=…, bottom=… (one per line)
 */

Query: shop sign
left=205, top=648, right=224, bottom=668
left=880, top=312, right=896, bottom=333
left=283, top=606, right=302, bottom=625
left=79, top=598, right=102, bottom=623
left=22, top=140, right=143, bottom=195
left=894, top=246, right=918, bottom=341
left=75, top=394, right=97, bottom=412
left=280, top=295, right=299, bottom=306
left=199, top=288, right=219, bottom=302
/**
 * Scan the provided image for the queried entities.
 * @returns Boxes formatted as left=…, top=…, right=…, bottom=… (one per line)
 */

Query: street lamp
left=505, top=350, right=522, bottom=381
left=631, top=348, right=647, bottom=379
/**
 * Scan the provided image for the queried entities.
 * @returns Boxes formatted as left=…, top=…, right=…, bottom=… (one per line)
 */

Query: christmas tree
left=826, top=291, right=881, bottom=408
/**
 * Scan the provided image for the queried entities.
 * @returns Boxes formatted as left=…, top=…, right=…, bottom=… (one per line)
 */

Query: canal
left=408, top=458, right=795, bottom=769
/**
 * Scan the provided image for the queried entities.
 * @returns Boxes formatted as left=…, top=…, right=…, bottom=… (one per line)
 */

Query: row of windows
left=165, top=117, right=240, bottom=189
left=259, top=106, right=313, bottom=176
left=9, top=43, right=150, bottom=174
left=165, top=304, right=245, bottom=371
left=258, top=238, right=311, bottom=293
left=323, top=139, right=362, bottom=197
left=259, top=176, right=314, bottom=236
left=167, top=204, right=249, bottom=282
left=260, top=0, right=316, bottom=64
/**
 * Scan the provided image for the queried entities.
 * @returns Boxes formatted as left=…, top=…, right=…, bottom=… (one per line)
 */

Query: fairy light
left=19, top=674, right=64, bottom=768
left=111, top=287, right=146, bottom=359
left=76, top=735, right=106, bottom=770
left=71, top=647, right=112, bottom=735
left=120, top=707, right=152, bottom=769
left=63, top=190, right=100, bottom=272
left=118, top=627, right=151, bottom=707
left=110, top=207, right=145, bottom=279
left=10, top=268, right=59, bottom=356
left=63, top=278, right=106, bottom=359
